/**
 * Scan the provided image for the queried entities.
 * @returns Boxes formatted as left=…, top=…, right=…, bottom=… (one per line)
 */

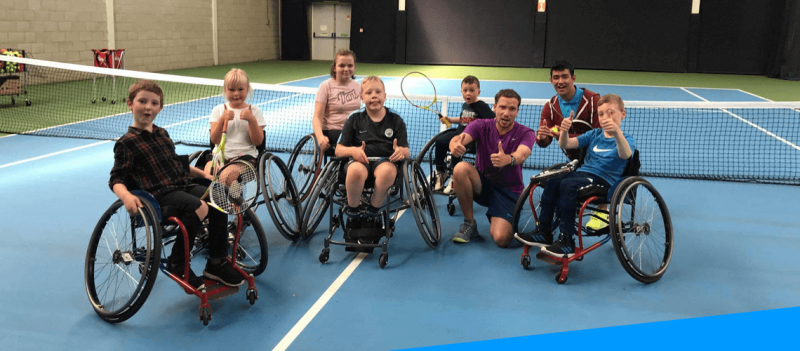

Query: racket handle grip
left=439, top=115, right=451, bottom=128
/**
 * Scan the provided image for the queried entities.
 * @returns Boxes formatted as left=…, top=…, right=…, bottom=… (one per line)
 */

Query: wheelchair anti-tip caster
left=379, top=252, right=388, bottom=268
left=247, top=288, right=258, bottom=305
left=521, top=255, right=531, bottom=270
left=556, top=270, right=568, bottom=284
left=447, top=203, right=456, bottom=216
left=319, top=248, right=330, bottom=263
left=199, top=306, right=212, bottom=326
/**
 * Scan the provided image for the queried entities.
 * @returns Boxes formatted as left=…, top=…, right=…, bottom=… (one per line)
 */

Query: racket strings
left=210, top=162, right=258, bottom=214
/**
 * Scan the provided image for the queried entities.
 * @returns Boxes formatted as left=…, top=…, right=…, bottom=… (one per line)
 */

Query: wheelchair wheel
left=301, top=160, right=340, bottom=236
left=229, top=208, right=268, bottom=276
left=85, top=196, right=161, bottom=323
left=415, top=129, right=457, bottom=186
left=404, top=161, right=441, bottom=249
left=260, top=153, right=301, bottom=241
left=609, top=177, right=673, bottom=284
left=287, top=134, right=322, bottom=202
left=512, top=181, right=545, bottom=238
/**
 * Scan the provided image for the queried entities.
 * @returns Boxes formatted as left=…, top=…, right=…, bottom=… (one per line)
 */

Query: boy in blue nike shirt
left=515, top=94, right=635, bottom=256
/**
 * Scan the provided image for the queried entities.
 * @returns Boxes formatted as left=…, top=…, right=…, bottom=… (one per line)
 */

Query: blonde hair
left=330, top=49, right=356, bottom=79
left=360, top=76, right=385, bottom=91
left=598, top=94, right=625, bottom=111
left=223, top=68, right=254, bottom=102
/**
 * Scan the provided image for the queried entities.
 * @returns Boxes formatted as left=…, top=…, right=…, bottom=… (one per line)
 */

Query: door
left=310, top=2, right=351, bottom=61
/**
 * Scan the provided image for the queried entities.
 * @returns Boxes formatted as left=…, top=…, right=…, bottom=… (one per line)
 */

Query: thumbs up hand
left=353, top=141, right=368, bottom=164
left=491, top=141, right=510, bottom=167
left=389, top=138, right=407, bottom=162
left=240, top=104, right=255, bottom=123
left=600, top=112, right=619, bottom=137
left=221, top=104, right=235, bottom=132
left=450, top=133, right=467, bottom=158
left=222, top=104, right=235, bottom=121
left=560, top=111, right=573, bottom=134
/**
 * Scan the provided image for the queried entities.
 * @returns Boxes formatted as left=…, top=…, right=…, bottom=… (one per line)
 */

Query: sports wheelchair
left=191, top=130, right=302, bottom=242
left=84, top=178, right=264, bottom=325
left=512, top=149, right=673, bottom=284
left=300, top=157, right=441, bottom=268
left=416, top=128, right=477, bottom=216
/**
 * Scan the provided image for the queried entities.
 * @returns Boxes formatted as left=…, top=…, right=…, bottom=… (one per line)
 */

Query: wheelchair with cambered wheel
left=84, top=187, right=262, bottom=325
left=512, top=149, right=673, bottom=284
left=301, top=157, right=441, bottom=268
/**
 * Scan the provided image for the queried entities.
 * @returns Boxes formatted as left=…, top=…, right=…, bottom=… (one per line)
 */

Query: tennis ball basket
left=0, top=48, right=29, bottom=106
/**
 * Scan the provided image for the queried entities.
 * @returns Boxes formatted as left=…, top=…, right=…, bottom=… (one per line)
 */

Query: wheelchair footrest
left=203, top=279, right=240, bottom=300
left=343, top=226, right=384, bottom=253
left=583, top=226, right=610, bottom=236
left=346, top=227, right=385, bottom=240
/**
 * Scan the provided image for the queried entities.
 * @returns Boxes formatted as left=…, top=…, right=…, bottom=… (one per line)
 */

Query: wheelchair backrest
left=577, top=147, right=640, bottom=177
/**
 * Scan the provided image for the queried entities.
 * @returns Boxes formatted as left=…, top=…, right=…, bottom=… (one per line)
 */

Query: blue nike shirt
left=576, top=128, right=636, bottom=186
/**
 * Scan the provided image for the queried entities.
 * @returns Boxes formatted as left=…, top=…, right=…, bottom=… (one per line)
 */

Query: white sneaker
left=442, top=179, right=453, bottom=194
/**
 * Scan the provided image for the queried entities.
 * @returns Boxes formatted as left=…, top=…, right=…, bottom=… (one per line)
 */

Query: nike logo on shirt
left=359, top=130, right=367, bottom=134
left=593, top=145, right=614, bottom=153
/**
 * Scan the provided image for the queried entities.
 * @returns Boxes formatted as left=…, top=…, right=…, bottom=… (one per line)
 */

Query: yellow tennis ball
left=551, top=126, right=559, bottom=134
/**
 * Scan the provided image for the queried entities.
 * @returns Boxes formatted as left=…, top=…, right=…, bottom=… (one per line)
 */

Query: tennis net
left=3, top=55, right=800, bottom=184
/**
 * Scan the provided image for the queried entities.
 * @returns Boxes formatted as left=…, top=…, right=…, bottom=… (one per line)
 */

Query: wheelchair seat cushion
left=576, top=183, right=609, bottom=203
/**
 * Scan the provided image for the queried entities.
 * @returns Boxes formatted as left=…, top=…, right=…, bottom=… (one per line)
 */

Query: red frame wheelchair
left=512, top=149, right=674, bottom=284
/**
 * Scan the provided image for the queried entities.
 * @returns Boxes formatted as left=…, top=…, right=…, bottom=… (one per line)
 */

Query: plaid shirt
left=109, top=125, right=190, bottom=197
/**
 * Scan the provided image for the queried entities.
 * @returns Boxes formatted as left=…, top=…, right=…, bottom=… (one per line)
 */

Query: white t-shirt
left=209, top=103, right=266, bottom=159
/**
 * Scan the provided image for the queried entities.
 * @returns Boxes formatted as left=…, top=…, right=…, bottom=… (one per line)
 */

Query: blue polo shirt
left=557, top=87, right=584, bottom=119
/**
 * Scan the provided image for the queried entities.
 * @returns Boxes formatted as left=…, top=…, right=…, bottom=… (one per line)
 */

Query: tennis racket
left=201, top=112, right=259, bottom=215
left=208, top=159, right=258, bottom=215
left=401, top=71, right=451, bottom=128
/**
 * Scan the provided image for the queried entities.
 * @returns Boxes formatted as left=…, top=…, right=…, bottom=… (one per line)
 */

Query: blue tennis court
left=1, top=77, right=799, bottom=350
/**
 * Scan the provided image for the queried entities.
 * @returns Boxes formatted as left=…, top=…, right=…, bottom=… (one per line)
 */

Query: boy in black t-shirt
left=336, top=76, right=410, bottom=220
left=433, top=75, right=495, bottom=192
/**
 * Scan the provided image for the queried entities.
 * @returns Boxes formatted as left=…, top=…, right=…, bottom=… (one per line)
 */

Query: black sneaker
left=167, top=261, right=205, bottom=290
left=542, top=234, right=575, bottom=257
left=203, top=259, right=245, bottom=287
left=514, top=227, right=553, bottom=248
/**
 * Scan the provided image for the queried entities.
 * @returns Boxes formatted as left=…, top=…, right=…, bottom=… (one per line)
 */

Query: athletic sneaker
left=542, top=234, right=575, bottom=257
left=203, top=259, right=245, bottom=287
left=586, top=211, right=609, bottom=230
left=167, top=261, right=205, bottom=290
left=430, top=172, right=446, bottom=191
left=514, top=227, right=553, bottom=248
left=453, top=218, right=479, bottom=243
left=442, top=179, right=454, bottom=195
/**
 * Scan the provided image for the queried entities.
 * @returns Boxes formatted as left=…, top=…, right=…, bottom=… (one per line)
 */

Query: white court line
left=0, top=117, right=211, bottom=170
left=0, top=140, right=110, bottom=170
left=278, top=74, right=329, bottom=85
left=738, top=89, right=773, bottom=102
left=680, top=87, right=709, bottom=102
left=273, top=208, right=408, bottom=351
left=722, top=109, right=800, bottom=151
left=680, top=87, right=800, bottom=151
